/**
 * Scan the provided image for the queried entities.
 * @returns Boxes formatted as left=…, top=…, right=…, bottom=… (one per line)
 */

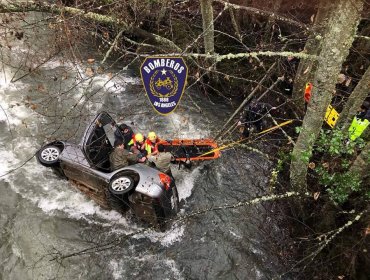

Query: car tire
left=37, top=145, right=61, bottom=167
left=105, top=190, right=128, bottom=212
left=109, top=175, right=134, bottom=195
left=171, top=185, right=180, bottom=213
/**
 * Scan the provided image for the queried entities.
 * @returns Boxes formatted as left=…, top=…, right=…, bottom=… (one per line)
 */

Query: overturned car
left=36, top=112, right=179, bottom=228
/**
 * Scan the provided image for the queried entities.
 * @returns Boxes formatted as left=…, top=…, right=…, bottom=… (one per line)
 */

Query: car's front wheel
left=37, top=145, right=61, bottom=167
left=109, top=175, right=134, bottom=195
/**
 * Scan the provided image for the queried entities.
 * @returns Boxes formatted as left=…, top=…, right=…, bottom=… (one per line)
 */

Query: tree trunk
left=350, top=142, right=370, bottom=182
left=336, top=65, right=370, bottom=131
left=200, top=0, right=215, bottom=55
left=290, top=0, right=364, bottom=192
left=292, top=0, right=334, bottom=113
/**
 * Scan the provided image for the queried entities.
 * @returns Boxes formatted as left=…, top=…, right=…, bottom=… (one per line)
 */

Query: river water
left=0, top=12, right=288, bottom=279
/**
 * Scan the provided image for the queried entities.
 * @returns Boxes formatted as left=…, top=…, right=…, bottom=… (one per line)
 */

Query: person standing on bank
left=356, top=101, right=370, bottom=121
left=147, top=144, right=174, bottom=177
left=109, top=139, right=142, bottom=171
left=237, top=101, right=275, bottom=138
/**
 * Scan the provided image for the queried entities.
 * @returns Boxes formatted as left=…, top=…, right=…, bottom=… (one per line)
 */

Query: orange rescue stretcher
left=157, top=139, right=221, bottom=162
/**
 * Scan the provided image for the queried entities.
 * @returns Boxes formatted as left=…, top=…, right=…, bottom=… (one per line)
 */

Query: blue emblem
left=140, top=57, right=188, bottom=115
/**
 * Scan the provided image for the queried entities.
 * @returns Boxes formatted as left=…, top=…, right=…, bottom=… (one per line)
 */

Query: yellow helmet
left=135, top=133, right=144, bottom=143
left=148, top=131, right=157, bottom=141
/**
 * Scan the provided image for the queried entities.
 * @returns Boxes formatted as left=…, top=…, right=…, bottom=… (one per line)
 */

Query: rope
left=199, top=119, right=294, bottom=158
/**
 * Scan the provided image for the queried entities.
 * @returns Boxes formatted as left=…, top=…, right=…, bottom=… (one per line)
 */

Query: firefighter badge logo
left=140, top=57, right=188, bottom=115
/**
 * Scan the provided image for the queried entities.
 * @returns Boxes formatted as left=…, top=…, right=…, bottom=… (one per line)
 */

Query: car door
left=60, top=144, right=91, bottom=183
left=79, top=112, right=118, bottom=190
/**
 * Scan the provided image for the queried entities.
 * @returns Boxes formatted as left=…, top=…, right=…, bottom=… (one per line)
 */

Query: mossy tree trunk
left=200, top=0, right=215, bottom=55
left=292, top=0, right=335, bottom=113
left=290, top=0, right=364, bottom=193
left=336, top=65, right=370, bottom=131
left=350, top=141, right=370, bottom=183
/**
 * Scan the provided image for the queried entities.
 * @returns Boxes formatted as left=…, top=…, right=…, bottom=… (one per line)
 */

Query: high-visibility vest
left=348, top=117, right=369, bottom=140
left=127, top=134, right=135, bottom=147
left=145, top=139, right=159, bottom=155
left=128, top=135, right=147, bottom=153
left=304, top=82, right=313, bottom=103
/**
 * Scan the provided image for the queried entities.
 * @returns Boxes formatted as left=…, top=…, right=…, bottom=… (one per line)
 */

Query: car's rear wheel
left=171, top=185, right=180, bottom=213
left=109, top=175, right=134, bottom=195
left=37, top=145, right=61, bottom=167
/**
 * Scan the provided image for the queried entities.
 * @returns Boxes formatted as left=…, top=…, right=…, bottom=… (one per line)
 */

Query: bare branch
left=355, top=35, right=370, bottom=41
left=100, top=28, right=125, bottom=65
left=173, top=51, right=317, bottom=61
left=291, top=210, right=367, bottom=272
left=215, top=0, right=308, bottom=30
left=215, top=62, right=277, bottom=140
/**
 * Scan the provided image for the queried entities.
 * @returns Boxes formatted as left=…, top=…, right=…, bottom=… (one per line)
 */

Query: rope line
left=199, top=119, right=294, bottom=157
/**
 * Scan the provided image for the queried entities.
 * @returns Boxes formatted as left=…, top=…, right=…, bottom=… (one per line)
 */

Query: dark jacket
left=240, top=102, right=272, bottom=125
left=239, top=102, right=273, bottom=137
left=357, top=109, right=370, bottom=121
left=114, top=124, right=134, bottom=147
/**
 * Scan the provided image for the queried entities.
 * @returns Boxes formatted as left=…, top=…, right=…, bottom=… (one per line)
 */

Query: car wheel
left=105, top=190, right=129, bottom=212
left=37, top=145, right=61, bottom=167
left=109, top=175, right=134, bottom=195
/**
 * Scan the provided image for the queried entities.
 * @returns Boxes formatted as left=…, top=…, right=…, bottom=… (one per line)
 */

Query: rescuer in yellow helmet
left=145, top=131, right=161, bottom=155
left=129, top=133, right=147, bottom=160
left=135, top=133, right=144, bottom=143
